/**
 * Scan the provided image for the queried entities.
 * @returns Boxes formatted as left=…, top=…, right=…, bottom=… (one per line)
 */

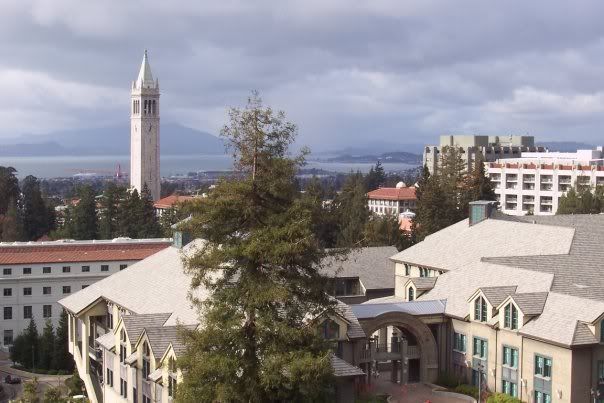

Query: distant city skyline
left=2, top=1, right=604, bottom=151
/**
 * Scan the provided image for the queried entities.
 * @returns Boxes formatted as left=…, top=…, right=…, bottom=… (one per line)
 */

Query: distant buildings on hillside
left=487, top=146, right=604, bottom=215
left=367, top=182, right=417, bottom=231
left=423, top=134, right=544, bottom=175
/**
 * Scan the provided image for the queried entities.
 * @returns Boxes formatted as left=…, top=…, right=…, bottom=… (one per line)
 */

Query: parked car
left=4, top=375, right=21, bottom=384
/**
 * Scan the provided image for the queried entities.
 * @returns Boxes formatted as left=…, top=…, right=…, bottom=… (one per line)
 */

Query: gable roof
left=122, top=313, right=171, bottom=348
left=406, top=277, right=437, bottom=291
left=336, top=301, right=366, bottom=339
left=330, top=355, right=365, bottom=377
left=367, top=187, right=416, bottom=201
left=141, top=325, right=196, bottom=359
left=503, top=292, right=549, bottom=316
left=571, top=322, right=598, bottom=346
left=478, top=286, right=518, bottom=308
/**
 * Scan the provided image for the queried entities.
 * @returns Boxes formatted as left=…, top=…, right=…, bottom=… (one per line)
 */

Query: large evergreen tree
left=1, top=198, right=25, bottom=242
left=557, top=187, right=603, bottom=214
left=177, top=93, right=335, bottom=402
left=335, top=172, right=369, bottom=247
left=39, top=320, right=56, bottom=370
left=69, top=186, right=98, bottom=240
left=117, top=189, right=141, bottom=238
left=0, top=166, right=20, bottom=215
left=22, top=175, right=55, bottom=241
left=138, top=185, right=161, bottom=238
left=461, top=153, right=496, bottom=215
left=365, top=161, right=386, bottom=191
left=302, top=177, right=339, bottom=248
left=99, top=184, right=126, bottom=239
left=412, top=165, right=448, bottom=241
left=53, top=310, right=74, bottom=372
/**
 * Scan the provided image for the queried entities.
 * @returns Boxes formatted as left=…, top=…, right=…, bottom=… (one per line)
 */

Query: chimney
left=469, top=201, right=498, bottom=226
left=172, top=216, right=193, bottom=248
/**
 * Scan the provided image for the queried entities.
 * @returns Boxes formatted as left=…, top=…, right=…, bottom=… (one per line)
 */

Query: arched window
left=319, top=319, right=340, bottom=340
left=142, top=341, right=151, bottom=379
left=474, top=296, right=487, bottom=322
left=408, top=286, right=415, bottom=301
left=119, top=329, right=127, bottom=363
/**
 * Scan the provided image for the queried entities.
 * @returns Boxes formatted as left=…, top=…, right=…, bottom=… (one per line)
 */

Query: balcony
left=558, top=176, right=571, bottom=185
left=540, top=184, right=553, bottom=191
left=522, top=196, right=534, bottom=203
left=558, top=184, right=571, bottom=192
left=523, top=183, right=535, bottom=190
left=522, top=175, right=535, bottom=183
left=505, top=183, right=517, bottom=190
left=540, top=176, right=553, bottom=183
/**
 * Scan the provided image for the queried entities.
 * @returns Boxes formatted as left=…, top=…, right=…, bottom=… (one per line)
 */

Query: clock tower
left=130, top=50, right=160, bottom=201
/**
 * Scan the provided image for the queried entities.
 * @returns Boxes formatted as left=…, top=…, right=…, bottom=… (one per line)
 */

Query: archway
left=359, top=311, right=439, bottom=383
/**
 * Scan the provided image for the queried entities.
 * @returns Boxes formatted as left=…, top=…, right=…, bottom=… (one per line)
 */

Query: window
left=419, top=267, right=430, bottom=277
left=534, top=391, right=551, bottom=403
left=473, top=337, right=487, bottom=359
left=82, top=266, right=90, bottom=272
left=62, top=286, right=71, bottom=294
left=23, top=306, right=32, bottom=319
left=168, top=357, right=177, bottom=398
left=23, top=267, right=31, bottom=275
left=133, top=387, right=137, bottom=403
left=404, top=264, right=410, bottom=276
left=3, top=268, right=11, bottom=276
left=43, top=305, right=52, bottom=318
left=474, top=296, right=488, bottom=322
left=453, top=332, right=466, bottom=352
left=101, top=265, right=109, bottom=272
left=535, top=355, right=552, bottom=378
left=142, top=342, right=151, bottom=379
left=43, top=267, right=51, bottom=274
left=598, top=360, right=604, bottom=383
left=3, top=330, right=13, bottom=345
left=120, top=330, right=127, bottom=363
left=106, top=368, right=114, bottom=387
left=4, top=307, right=12, bottom=320
left=502, top=379, right=518, bottom=397
left=3, top=288, right=11, bottom=297
left=143, top=395, right=151, bottom=403
left=43, top=287, right=51, bottom=295
left=107, top=312, right=114, bottom=329
left=62, top=266, right=71, bottom=273
left=408, top=287, right=415, bottom=301
left=319, top=319, right=340, bottom=340
left=504, top=303, right=519, bottom=330
left=120, top=378, right=128, bottom=398
left=502, top=346, right=518, bottom=368
left=120, top=264, right=128, bottom=270
left=23, top=287, right=32, bottom=296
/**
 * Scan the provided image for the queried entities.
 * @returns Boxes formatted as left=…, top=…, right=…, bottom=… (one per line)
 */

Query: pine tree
left=461, top=153, right=496, bottom=216
left=99, top=184, right=126, bottom=239
left=22, top=319, right=39, bottom=369
left=335, top=172, right=369, bottom=247
left=412, top=165, right=448, bottom=241
left=177, top=93, right=335, bottom=402
left=138, top=184, right=161, bottom=238
left=1, top=198, right=25, bottom=241
left=39, top=320, right=55, bottom=370
left=364, top=215, right=401, bottom=247
left=365, top=161, right=386, bottom=191
left=118, top=189, right=141, bottom=237
left=557, top=188, right=580, bottom=214
left=302, top=177, right=339, bottom=248
left=52, top=310, right=74, bottom=372
left=22, top=175, right=54, bottom=241
left=0, top=166, right=20, bottom=215
left=70, top=186, right=98, bottom=240
left=438, top=146, right=467, bottom=223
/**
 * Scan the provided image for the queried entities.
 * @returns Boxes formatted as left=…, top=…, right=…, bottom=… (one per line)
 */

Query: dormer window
left=119, top=329, right=127, bottom=363
left=503, top=303, right=518, bottom=330
left=142, top=342, right=151, bottom=379
left=474, top=296, right=487, bottom=322
left=319, top=319, right=340, bottom=340
left=408, top=287, right=415, bottom=301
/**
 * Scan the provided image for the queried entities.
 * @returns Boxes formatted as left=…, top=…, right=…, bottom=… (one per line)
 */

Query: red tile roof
left=367, top=187, right=416, bottom=201
left=153, top=195, right=195, bottom=209
left=0, top=242, right=171, bottom=265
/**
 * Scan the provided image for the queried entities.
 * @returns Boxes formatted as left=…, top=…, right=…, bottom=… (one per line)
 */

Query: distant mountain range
left=0, top=123, right=225, bottom=156
left=318, top=151, right=422, bottom=165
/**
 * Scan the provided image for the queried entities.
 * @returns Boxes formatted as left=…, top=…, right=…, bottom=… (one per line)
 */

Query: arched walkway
left=359, top=311, right=439, bottom=383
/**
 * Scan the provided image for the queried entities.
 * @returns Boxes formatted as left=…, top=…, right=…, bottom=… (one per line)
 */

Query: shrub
left=487, top=393, right=522, bottom=403
left=436, top=372, right=461, bottom=388
left=454, top=384, right=479, bottom=399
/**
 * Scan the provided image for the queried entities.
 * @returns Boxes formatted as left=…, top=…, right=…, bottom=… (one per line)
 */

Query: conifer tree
left=118, top=189, right=141, bottom=237
left=138, top=184, right=161, bottom=238
left=302, top=176, right=339, bottom=248
left=365, top=161, right=386, bottom=191
left=177, top=93, right=335, bottom=402
left=39, top=320, right=55, bottom=370
left=412, top=165, right=448, bottom=241
left=461, top=153, right=496, bottom=215
left=0, top=166, right=20, bottom=215
left=53, top=310, right=74, bottom=372
left=335, top=172, right=369, bottom=247
left=1, top=198, right=25, bottom=241
left=22, top=175, right=54, bottom=241
left=99, top=184, right=126, bottom=239
left=69, top=186, right=98, bottom=240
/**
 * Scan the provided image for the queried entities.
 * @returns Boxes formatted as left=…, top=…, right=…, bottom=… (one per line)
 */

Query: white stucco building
left=486, top=147, right=604, bottom=215
left=0, top=238, right=170, bottom=349
left=131, top=50, right=161, bottom=201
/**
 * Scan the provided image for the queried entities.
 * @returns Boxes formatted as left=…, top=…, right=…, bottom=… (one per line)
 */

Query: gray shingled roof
left=122, top=313, right=171, bottom=348
left=508, top=292, right=548, bottom=316
left=572, top=322, right=598, bottom=346
left=330, top=355, right=365, bottom=377
left=322, top=246, right=397, bottom=290
left=336, top=301, right=366, bottom=339
left=479, top=286, right=517, bottom=307
left=143, top=325, right=196, bottom=358
left=408, top=277, right=437, bottom=291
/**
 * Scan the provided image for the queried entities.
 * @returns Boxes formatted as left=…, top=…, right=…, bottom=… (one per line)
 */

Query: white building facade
left=131, top=50, right=161, bottom=201
left=0, top=238, right=170, bottom=349
left=486, top=148, right=604, bottom=215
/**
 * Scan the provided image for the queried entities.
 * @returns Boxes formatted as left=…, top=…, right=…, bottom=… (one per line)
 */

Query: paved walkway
left=367, top=372, right=471, bottom=403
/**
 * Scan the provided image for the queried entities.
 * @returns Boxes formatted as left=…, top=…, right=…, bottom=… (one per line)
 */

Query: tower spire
left=136, top=49, right=155, bottom=89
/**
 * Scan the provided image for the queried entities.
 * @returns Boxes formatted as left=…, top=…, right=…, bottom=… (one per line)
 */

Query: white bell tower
left=130, top=50, right=160, bottom=201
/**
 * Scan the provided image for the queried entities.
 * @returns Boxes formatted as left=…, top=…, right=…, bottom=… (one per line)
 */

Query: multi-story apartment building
left=367, top=183, right=416, bottom=216
left=487, top=147, right=604, bottom=215
left=423, top=134, right=544, bottom=175
left=0, top=238, right=170, bottom=348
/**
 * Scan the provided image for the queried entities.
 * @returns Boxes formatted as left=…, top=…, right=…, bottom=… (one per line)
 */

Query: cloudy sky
left=2, top=0, right=604, bottom=151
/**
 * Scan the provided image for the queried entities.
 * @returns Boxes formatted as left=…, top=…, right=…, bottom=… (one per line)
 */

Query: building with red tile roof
left=367, top=183, right=417, bottom=216
left=153, top=195, right=197, bottom=217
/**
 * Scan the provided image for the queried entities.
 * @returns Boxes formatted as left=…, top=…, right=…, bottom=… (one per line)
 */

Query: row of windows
left=3, top=285, right=88, bottom=298
left=3, top=305, right=53, bottom=320
left=2, top=264, right=127, bottom=276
